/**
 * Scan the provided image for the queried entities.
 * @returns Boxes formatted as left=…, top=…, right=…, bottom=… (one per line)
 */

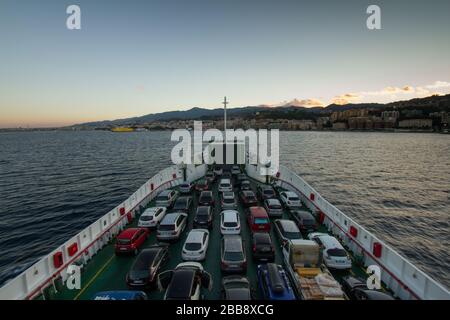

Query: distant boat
left=111, top=127, right=134, bottom=132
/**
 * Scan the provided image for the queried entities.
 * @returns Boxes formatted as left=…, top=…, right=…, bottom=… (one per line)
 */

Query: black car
left=126, top=244, right=169, bottom=288
left=341, top=276, right=394, bottom=300
left=205, top=171, right=216, bottom=183
left=240, top=180, right=251, bottom=191
left=221, top=276, right=253, bottom=300
left=193, top=206, right=213, bottom=229
left=251, top=232, right=275, bottom=262
left=198, top=191, right=215, bottom=206
left=290, top=210, right=317, bottom=233
left=235, top=173, right=247, bottom=187
left=256, top=185, right=276, bottom=201
left=158, top=263, right=212, bottom=300
left=172, top=196, right=193, bottom=213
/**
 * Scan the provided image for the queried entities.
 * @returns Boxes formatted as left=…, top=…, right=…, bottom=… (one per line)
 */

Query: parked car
left=193, top=206, right=213, bottom=229
left=279, top=191, right=301, bottom=209
left=251, top=232, right=275, bottom=262
left=137, top=207, right=167, bottom=228
left=115, top=228, right=149, bottom=255
left=247, top=206, right=271, bottom=233
left=213, top=165, right=223, bottom=176
left=222, top=171, right=232, bottom=180
left=231, top=165, right=241, bottom=175
left=221, top=235, right=247, bottom=273
left=219, top=178, right=233, bottom=192
left=172, top=196, right=193, bottom=213
left=256, top=185, right=276, bottom=201
left=157, top=212, right=188, bottom=241
left=126, top=244, right=170, bottom=288
left=341, top=276, right=394, bottom=300
left=205, top=171, right=216, bottom=183
left=240, top=180, right=251, bottom=191
left=158, top=262, right=212, bottom=300
left=198, top=191, right=214, bottom=206
left=179, top=182, right=193, bottom=194
left=221, top=191, right=237, bottom=209
left=220, top=210, right=241, bottom=235
left=239, top=190, right=258, bottom=207
left=221, top=276, right=252, bottom=300
left=263, top=198, right=283, bottom=217
left=308, top=233, right=352, bottom=270
left=257, top=263, right=296, bottom=300
left=92, top=291, right=148, bottom=300
left=235, top=173, right=247, bottom=186
left=273, top=219, right=302, bottom=244
left=182, top=229, right=210, bottom=261
left=195, top=179, right=210, bottom=193
left=155, top=189, right=179, bottom=208
left=290, top=210, right=317, bottom=233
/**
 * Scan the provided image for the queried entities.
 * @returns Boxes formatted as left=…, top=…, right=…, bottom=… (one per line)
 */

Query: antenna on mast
left=222, top=96, right=228, bottom=132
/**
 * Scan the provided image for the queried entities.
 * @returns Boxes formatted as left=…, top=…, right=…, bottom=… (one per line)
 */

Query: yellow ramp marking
left=74, top=255, right=115, bottom=300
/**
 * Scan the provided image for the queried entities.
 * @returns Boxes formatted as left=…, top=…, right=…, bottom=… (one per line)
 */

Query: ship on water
left=0, top=99, right=448, bottom=301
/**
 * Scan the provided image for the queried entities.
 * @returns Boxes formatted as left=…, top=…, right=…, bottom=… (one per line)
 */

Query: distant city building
left=398, top=119, right=432, bottom=129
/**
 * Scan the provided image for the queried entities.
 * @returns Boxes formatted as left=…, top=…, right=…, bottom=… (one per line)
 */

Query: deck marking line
left=74, top=255, right=115, bottom=300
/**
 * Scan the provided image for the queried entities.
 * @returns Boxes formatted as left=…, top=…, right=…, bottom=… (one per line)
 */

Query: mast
left=222, top=96, right=228, bottom=132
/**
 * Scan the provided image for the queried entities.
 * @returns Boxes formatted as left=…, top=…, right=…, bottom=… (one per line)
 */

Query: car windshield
left=269, top=204, right=282, bottom=209
left=158, top=224, right=175, bottom=231
left=224, top=251, right=244, bottom=261
left=264, top=190, right=274, bottom=195
left=328, top=248, right=347, bottom=257
left=156, top=195, right=167, bottom=201
left=285, top=232, right=302, bottom=239
left=200, top=195, right=212, bottom=202
left=197, top=208, right=209, bottom=216
left=174, top=200, right=186, bottom=208
left=255, top=218, right=269, bottom=225
left=289, top=197, right=300, bottom=201
left=224, top=198, right=234, bottom=203
left=181, top=183, right=189, bottom=188
left=140, top=215, right=153, bottom=221
left=220, top=183, right=230, bottom=188
left=117, top=239, right=131, bottom=245
left=303, top=218, right=315, bottom=225
left=185, top=242, right=202, bottom=251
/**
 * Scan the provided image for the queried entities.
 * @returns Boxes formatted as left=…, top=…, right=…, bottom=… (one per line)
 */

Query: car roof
left=132, top=248, right=160, bottom=269
left=161, top=213, right=183, bottom=224
left=317, top=235, right=344, bottom=249
left=223, top=192, right=235, bottom=198
left=293, top=210, right=314, bottom=218
left=277, top=219, right=299, bottom=232
left=200, top=191, right=212, bottom=196
left=118, top=228, right=142, bottom=239
left=222, top=210, right=239, bottom=222
left=249, top=207, right=268, bottom=217
left=284, top=191, right=298, bottom=197
left=159, top=189, right=172, bottom=196
left=186, top=230, right=207, bottom=243
left=224, top=235, right=243, bottom=251
left=225, top=288, right=251, bottom=300
left=166, top=269, right=196, bottom=299
left=253, top=232, right=271, bottom=242
left=266, top=198, right=281, bottom=205
left=142, top=207, right=164, bottom=216
left=220, top=178, right=231, bottom=184
left=196, top=206, right=211, bottom=214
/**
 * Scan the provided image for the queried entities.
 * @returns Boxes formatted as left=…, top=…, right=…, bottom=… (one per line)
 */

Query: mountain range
left=71, top=94, right=450, bottom=128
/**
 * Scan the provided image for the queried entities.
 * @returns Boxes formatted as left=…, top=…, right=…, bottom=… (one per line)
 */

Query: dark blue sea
left=0, top=131, right=449, bottom=288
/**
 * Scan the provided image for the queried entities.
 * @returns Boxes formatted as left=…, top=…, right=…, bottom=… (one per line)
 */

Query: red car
left=115, top=228, right=149, bottom=255
left=239, top=190, right=258, bottom=207
left=247, top=207, right=271, bottom=233
left=195, top=179, right=209, bottom=192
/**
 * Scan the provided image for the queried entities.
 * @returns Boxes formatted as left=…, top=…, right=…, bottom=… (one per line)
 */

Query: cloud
left=425, top=81, right=450, bottom=89
left=297, top=98, right=325, bottom=107
left=332, top=93, right=360, bottom=105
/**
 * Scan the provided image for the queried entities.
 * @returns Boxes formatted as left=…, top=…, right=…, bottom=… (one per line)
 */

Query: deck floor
left=43, top=175, right=369, bottom=300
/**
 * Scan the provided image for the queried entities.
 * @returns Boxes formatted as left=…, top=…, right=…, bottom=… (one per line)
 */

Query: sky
left=0, top=0, right=450, bottom=128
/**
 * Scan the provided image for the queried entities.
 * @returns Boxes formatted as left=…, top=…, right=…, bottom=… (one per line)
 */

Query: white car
left=137, top=207, right=167, bottom=228
left=221, top=191, right=237, bottom=209
left=182, top=229, right=210, bottom=261
left=220, top=210, right=241, bottom=235
left=155, top=189, right=179, bottom=208
left=308, top=233, right=352, bottom=270
left=219, top=179, right=233, bottom=192
left=279, top=191, right=301, bottom=209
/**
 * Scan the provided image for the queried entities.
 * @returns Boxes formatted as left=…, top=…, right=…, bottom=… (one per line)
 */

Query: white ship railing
left=0, top=164, right=207, bottom=300
left=246, top=163, right=450, bottom=300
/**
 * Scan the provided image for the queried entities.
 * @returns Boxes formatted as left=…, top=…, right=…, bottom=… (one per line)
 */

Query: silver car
left=221, top=235, right=247, bottom=273
left=221, top=191, right=237, bottom=209
left=157, top=212, right=188, bottom=241
left=264, top=198, right=283, bottom=217
left=155, top=189, right=179, bottom=208
left=179, top=182, right=193, bottom=194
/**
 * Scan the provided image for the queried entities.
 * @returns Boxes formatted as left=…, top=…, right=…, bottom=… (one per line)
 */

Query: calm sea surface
left=0, top=131, right=449, bottom=288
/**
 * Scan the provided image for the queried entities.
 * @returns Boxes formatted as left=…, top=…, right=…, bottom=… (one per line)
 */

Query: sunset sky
left=1, top=0, right=450, bottom=128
